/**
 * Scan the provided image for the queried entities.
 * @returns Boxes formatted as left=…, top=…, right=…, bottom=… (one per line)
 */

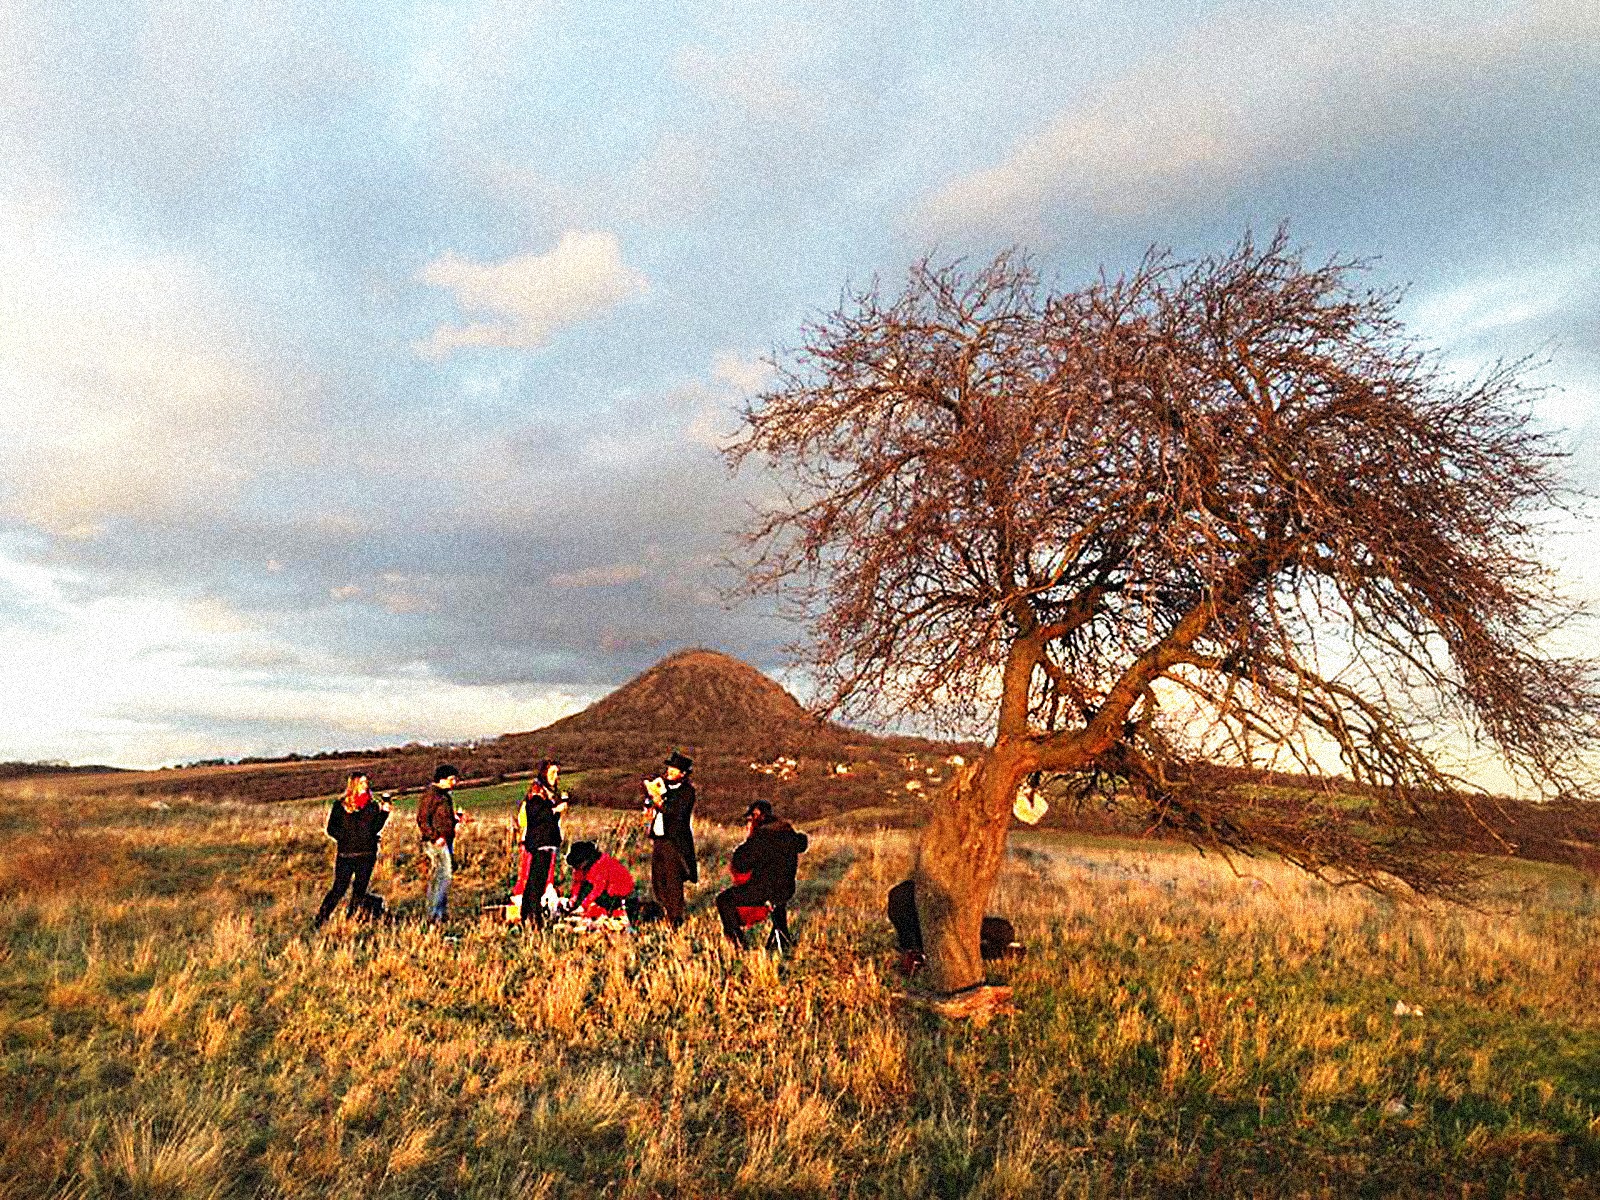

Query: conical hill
left=498, top=648, right=959, bottom=821
left=538, top=647, right=828, bottom=744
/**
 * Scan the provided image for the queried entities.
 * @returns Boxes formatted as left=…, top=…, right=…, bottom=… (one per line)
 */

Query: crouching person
left=565, top=841, right=635, bottom=920
left=886, top=878, right=1022, bottom=977
left=716, top=800, right=809, bottom=950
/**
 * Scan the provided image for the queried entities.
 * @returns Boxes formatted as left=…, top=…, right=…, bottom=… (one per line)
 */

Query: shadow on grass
left=128, top=843, right=260, bottom=897
left=794, top=846, right=859, bottom=912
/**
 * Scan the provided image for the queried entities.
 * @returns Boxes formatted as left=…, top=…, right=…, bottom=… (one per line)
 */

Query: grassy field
left=2, top=782, right=1599, bottom=1198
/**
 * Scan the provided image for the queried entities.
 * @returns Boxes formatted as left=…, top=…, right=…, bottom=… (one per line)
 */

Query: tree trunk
left=911, top=746, right=1030, bottom=994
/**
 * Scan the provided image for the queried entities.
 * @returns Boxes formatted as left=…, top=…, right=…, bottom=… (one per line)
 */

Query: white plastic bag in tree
left=1013, top=784, right=1049, bottom=825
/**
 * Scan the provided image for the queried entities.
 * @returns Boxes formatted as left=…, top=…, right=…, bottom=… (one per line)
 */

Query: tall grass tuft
left=94, top=1114, right=227, bottom=1200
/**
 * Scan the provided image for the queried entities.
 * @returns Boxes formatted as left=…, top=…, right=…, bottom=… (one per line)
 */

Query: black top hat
left=664, top=750, right=693, bottom=772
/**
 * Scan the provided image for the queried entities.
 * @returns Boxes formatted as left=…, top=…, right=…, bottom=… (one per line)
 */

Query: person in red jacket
left=564, top=841, right=635, bottom=919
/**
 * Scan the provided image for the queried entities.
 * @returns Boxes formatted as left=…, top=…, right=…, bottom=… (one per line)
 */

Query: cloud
left=0, top=546, right=588, bottom=767
left=0, top=215, right=316, bottom=535
left=1408, top=257, right=1600, bottom=351
left=549, top=563, right=650, bottom=589
left=670, top=352, right=775, bottom=450
left=711, top=350, right=776, bottom=396
left=919, top=0, right=1600, bottom=237
left=1399, top=253, right=1600, bottom=466
left=414, top=230, right=648, bottom=359
left=674, top=41, right=826, bottom=125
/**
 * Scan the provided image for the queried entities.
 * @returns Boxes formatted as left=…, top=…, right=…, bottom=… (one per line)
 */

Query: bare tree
left=728, top=230, right=1598, bottom=995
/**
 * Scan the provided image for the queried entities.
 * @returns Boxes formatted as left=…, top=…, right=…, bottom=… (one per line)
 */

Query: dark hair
left=531, top=759, right=560, bottom=790
left=433, top=763, right=460, bottom=783
left=566, top=840, right=602, bottom=870
left=744, top=799, right=774, bottom=824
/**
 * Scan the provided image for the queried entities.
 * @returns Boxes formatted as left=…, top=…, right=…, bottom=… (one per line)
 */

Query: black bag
left=356, top=893, right=387, bottom=920
left=979, top=916, right=1021, bottom=960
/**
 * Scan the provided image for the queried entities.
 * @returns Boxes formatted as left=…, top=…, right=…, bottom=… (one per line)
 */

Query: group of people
left=313, top=750, right=811, bottom=949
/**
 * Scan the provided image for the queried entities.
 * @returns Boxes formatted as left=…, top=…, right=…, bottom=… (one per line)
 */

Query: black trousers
left=887, top=878, right=1016, bottom=958
left=521, top=846, right=558, bottom=924
left=716, top=882, right=792, bottom=946
left=651, top=839, right=689, bottom=927
left=887, top=879, right=921, bottom=951
left=316, top=853, right=376, bottom=926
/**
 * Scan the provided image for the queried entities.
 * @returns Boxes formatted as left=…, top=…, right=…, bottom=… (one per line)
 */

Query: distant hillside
left=21, top=647, right=1588, bottom=875
left=500, top=648, right=970, bottom=822
left=14, top=649, right=972, bottom=824
left=0, top=761, right=126, bottom=781
left=543, top=648, right=824, bottom=742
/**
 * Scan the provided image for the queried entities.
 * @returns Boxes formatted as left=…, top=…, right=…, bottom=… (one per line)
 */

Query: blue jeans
left=423, top=841, right=453, bottom=920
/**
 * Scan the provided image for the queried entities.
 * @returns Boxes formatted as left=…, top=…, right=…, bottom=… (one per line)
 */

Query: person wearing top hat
left=642, top=749, right=698, bottom=927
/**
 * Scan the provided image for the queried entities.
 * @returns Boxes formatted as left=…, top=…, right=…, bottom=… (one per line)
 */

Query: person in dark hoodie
left=512, top=759, right=568, bottom=925
left=416, top=763, right=462, bottom=923
left=717, top=799, right=809, bottom=949
left=642, top=750, right=698, bottom=927
left=314, top=773, right=392, bottom=927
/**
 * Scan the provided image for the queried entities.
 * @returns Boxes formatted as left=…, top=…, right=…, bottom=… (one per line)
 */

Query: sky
left=0, top=0, right=1597, bottom=768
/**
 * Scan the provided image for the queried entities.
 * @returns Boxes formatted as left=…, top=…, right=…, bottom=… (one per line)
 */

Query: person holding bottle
left=314, top=773, right=391, bottom=927
left=416, top=763, right=462, bottom=923
left=512, top=758, right=568, bottom=925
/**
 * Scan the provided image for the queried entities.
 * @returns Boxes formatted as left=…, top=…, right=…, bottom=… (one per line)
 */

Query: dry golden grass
left=1, top=783, right=1598, bottom=1197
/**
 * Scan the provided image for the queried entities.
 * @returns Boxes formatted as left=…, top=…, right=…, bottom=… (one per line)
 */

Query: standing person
left=642, top=750, right=698, bottom=927
left=314, top=773, right=392, bottom=927
left=416, top=763, right=462, bottom=924
left=716, top=800, right=809, bottom=949
left=512, top=759, right=568, bottom=925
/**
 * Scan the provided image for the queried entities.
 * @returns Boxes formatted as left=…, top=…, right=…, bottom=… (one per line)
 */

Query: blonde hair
left=342, top=773, right=372, bottom=809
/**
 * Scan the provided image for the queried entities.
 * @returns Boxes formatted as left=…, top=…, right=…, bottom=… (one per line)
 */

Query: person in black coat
left=716, top=800, right=809, bottom=948
left=515, top=759, right=568, bottom=925
left=314, top=773, right=392, bottom=926
left=643, top=750, right=698, bottom=927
